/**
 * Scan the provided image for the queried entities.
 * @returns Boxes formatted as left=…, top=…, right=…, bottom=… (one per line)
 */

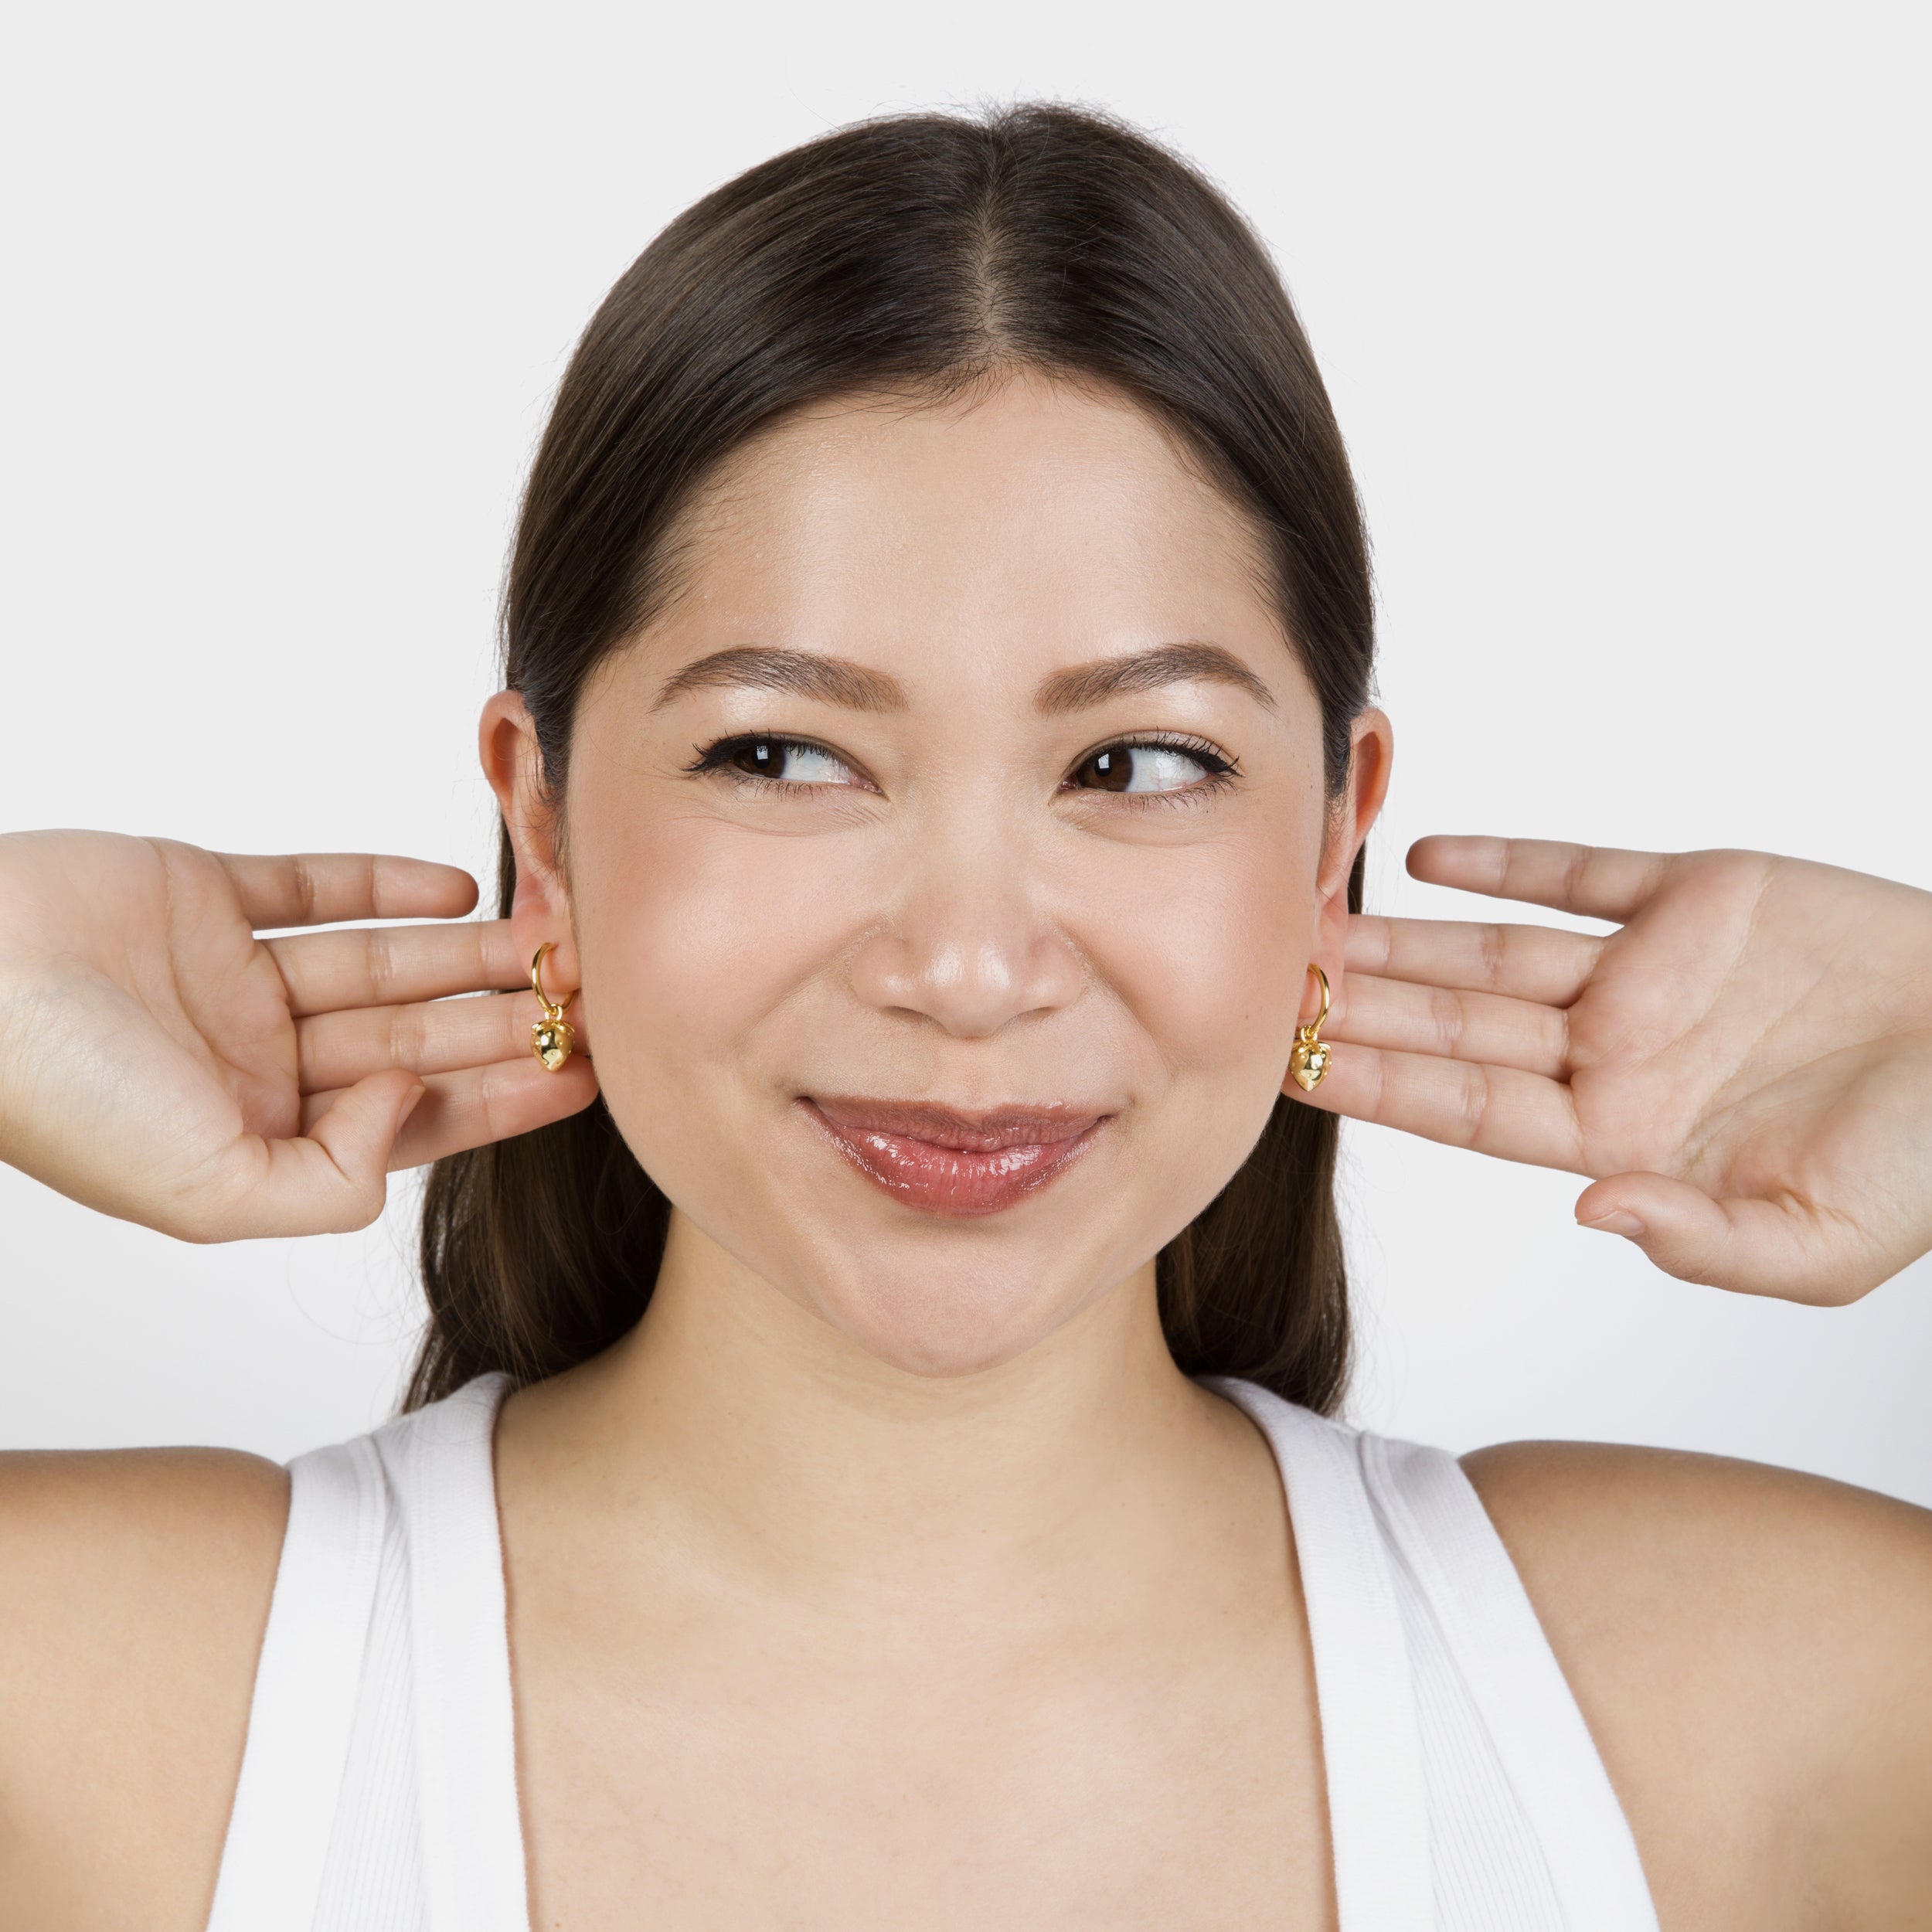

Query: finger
left=1331, top=973, right=1570, bottom=1079
left=1574, top=1172, right=1882, bottom=1305
left=198, top=1070, right=428, bottom=1239
left=300, top=1055, right=601, bottom=1169
left=1345, top=913, right=1602, bottom=1006
left=1407, top=836, right=1670, bottom=923
left=218, top=852, right=480, bottom=931
left=296, top=988, right=593, bottom=1090
left=269, top=918, right=525, bottom=1017
left=1287, top=1040, right=1585, bottom=1170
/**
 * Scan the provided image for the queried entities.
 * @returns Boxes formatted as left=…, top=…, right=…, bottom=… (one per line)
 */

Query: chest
left=512, top=1610, right=1335, bottom=1931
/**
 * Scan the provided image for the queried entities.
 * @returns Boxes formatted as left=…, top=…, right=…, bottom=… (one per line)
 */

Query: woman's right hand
left=0, top=831, right=598, bottom=1241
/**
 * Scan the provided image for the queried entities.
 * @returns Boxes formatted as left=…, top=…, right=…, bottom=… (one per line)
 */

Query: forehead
left=658, top=371, right=1280, bottom=662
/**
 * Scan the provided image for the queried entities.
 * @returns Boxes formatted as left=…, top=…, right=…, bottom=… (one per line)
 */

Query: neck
left=498, top=1210, right=1267, bottom=1617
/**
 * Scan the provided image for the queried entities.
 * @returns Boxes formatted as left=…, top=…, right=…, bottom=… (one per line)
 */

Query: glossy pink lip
left=801, top=1097, right=1108, bottom=1218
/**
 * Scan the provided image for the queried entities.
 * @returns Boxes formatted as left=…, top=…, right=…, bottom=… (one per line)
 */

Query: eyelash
left=1067, top=732, right=1240, bottom=809
left=683, top=733, right=878, bottom=797
left=683, top=730, right=1242, bottom=803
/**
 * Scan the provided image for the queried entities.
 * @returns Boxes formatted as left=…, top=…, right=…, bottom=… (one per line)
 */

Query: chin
left=767, top=1110, right=1159, bottom=1378
left=803, top=1247, right=1110, bottom=1379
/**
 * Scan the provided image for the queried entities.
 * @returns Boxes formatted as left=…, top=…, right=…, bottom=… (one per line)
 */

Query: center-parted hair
left=411, top=103, right=1373, bottom=1414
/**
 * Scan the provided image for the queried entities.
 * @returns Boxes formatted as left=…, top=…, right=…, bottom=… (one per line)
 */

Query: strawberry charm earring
left=1288, top=963, right=1332, bottom=1092
left=529, top=942, right=577, bottom=1071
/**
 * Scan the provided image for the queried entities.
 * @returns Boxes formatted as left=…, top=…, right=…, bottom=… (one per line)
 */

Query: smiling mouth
left=801, top=1096, right=1109, bottom=1218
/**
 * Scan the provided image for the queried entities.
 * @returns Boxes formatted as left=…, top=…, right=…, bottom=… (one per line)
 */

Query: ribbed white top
left=205, top=1374, right=1658, bottom=1932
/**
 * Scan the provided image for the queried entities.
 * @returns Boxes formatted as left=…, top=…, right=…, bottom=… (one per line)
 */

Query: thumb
left=252, top=1070, right=428, bottom=1236
left=1573, top=1171, right=1860, bottom=1304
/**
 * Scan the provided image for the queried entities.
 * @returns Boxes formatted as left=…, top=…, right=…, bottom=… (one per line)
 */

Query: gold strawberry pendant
left=530, top=942, right=577, bottom=1072
left=1288, top=963, right=1331, bottom=1092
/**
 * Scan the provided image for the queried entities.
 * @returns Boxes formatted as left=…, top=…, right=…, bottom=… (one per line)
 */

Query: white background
left=2, top=2, right=1927, bottom=1502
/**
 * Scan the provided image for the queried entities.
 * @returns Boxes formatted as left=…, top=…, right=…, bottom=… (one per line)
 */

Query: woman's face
left=490, top=372, right=1388, bottom=1376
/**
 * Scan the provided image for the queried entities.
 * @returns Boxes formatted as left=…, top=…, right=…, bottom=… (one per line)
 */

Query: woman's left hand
left=1310, top=838, right=1932, bottom=1303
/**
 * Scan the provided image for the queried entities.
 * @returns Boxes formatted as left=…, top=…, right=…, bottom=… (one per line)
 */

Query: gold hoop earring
left=1288, top=964, right=1332, bottom=1092
left=529, top=943, right=577, bottom=1072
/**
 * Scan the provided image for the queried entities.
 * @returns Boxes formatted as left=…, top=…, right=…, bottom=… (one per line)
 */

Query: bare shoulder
left=1462, top=1440, right=1932, bottom=1932
left=0, top=1446, right=288, bottom=1932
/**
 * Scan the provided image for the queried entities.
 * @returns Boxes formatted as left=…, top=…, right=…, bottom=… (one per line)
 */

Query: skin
left=0, top=371, right=1927, bottom=1929
left=484, top=379, right=1367, bottom=1926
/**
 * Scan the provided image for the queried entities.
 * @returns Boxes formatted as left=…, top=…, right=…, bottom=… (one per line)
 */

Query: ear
left=478, top=689, right=581, bottom=995
left=1301, top=706, right=1393, bottom=1024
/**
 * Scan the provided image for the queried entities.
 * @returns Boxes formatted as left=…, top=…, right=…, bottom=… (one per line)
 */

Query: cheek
left=1069, top=820, right=1318, bottom=1092
left=1043, top=807, right=1322, bottom=1264
left=566, top=804, right=869, bottom=1096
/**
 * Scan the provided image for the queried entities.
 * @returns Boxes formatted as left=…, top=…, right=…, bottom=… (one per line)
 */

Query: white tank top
left=205, top=1373, right=1659, bottom=1932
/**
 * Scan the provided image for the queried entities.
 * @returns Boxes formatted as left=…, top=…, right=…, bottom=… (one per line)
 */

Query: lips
left=802, top=1096, right=1107, bottom=1218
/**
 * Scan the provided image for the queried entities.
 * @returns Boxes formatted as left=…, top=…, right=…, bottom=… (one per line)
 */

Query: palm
left=1317, top=838, right=1932, bottom=1302
left=0, top=832, right=597, bottom=1240
left=74, top=842, right=304, bottom=1158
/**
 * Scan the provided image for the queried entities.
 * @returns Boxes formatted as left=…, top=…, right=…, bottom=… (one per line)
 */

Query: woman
left=1, top=103, right=1927, bottom=1932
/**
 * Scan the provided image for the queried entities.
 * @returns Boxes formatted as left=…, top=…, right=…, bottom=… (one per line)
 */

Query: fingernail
left=1581, top=1210, right=1645, bottom=1238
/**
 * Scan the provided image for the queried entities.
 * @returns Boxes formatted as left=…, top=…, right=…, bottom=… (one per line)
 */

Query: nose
left=847, top=833, right=1087, bottom=1038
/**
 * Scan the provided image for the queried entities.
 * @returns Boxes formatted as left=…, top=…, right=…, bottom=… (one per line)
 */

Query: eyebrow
left=654, top=645, right=908, bottom=713
left=1033, top=641, right=1276, bottom=715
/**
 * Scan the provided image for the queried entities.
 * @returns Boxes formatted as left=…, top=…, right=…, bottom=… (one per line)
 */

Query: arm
left=1302, top=837, right=1932, bottom=1923
left=0, top=1450, right=287, bottom=1932
left=0, top=828, right=601, bottom=1923
left=1464, top=1442, right=1932, bottom=1932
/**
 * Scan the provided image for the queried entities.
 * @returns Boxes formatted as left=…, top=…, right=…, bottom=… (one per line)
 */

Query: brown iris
left=1074, top=747, right=1135, bottom=791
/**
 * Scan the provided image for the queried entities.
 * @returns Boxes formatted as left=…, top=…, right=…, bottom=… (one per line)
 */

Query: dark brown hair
left=410, top=103, right=1372, bottom=1415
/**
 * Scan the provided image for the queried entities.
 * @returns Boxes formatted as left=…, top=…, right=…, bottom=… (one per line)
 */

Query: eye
left=1067, top=737, right=1235, bottom=795
left=691, top=734, right=869, bottom=788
